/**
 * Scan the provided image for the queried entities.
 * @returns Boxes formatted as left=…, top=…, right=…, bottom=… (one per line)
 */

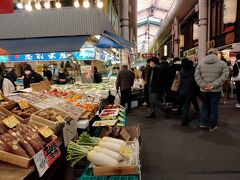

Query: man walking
left=141, top=59, right=151, bottom=107
left=146, top=57, right=161, bottom=118
left=195, top=50, right=229, bottom=131
left=233, top=54, right=240, bottom=108
left=116, top=64, right=135, bottom=111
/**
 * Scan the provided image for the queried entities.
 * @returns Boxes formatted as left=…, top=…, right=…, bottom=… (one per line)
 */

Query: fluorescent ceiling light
left=83, top=0, right=90, bottom=8
left=16, top=2, right=24, bottom=9
left=74, top=0, right=80, bottom=8
left=97, top=0, right=103, bottom=8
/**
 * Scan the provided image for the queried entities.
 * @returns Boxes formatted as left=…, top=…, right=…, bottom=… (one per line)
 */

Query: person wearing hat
left=146, top=57, right=162, bottom=118
left=195, top=50, right=229, bottom=131
left=43, top=65, right=52, bottom=81
left=116, top=64, right=135, bottom=111
left=23, top=64, right=44, bottom=89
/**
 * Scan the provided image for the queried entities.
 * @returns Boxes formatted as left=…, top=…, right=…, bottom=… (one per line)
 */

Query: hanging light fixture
left=35, top=0, right=41, bottom=10
left=96, top=0, right=103, bottom=8
left=25, top=0, right=33, bottom=11
left=83, top=0, right=90, bottom=8
left=44, top=0, right=51, bottom=9
left=16, top=0, right=24, bottom=9
left=74, top=0, right=80, bottom=8
left=55, top=0, right=61, bottom=8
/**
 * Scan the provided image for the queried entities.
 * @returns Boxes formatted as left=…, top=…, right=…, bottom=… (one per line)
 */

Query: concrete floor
left=127, top=101, right=240, bottom=180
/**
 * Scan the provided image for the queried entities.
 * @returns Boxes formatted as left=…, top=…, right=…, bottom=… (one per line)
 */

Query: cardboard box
left=31, top=107, right=70, bottom=131
left=92, top=141, right=140, bottom=176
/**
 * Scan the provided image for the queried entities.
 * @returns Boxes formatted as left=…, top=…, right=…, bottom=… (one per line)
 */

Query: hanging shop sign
left=33, top=140, right=61, bottom=177
left=193, top=23, right=199, bottom=40
left=73, top=48, right=95, bottom=60
left=0, top=55, right=8, bottom=62
left=10, top=52, right=69, bottom=62
left=142, top=53, right=157, bottom=59
left=223, top=0, right=237, bottom=24
left=183, top=47, right=198, bottom=57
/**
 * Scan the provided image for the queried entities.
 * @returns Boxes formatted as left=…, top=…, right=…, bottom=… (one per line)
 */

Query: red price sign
left=34, top=140, right=61, bottom=177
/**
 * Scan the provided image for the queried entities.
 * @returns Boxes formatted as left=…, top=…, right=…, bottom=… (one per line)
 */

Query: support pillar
left=120, top=0, right=130, bottom=66
left=198, top=0, right=208, bottom=62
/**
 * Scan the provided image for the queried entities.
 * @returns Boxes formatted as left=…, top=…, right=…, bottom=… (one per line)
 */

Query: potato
left=38, top=112, right=49, bottom=119
left=49, top=115, right=57, bottom=122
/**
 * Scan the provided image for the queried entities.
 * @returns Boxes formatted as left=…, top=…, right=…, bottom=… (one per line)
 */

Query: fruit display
left=75, top=102, right=95, bottom=112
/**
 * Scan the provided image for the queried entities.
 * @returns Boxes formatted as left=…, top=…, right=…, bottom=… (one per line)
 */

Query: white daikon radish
left=93, top=146, right=123, bottom=162
left=99, top=141, right=122, bottom=153
left=87, top=150, right=119, bottom=166
left=102, top=137, right=127, bottom=146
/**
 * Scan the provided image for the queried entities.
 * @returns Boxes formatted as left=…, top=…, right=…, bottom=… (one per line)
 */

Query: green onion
left=76, top=132, right=101, bottom=146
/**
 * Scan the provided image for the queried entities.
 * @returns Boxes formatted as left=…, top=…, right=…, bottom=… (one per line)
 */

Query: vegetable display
left=67, top=134, right=136, bottom=168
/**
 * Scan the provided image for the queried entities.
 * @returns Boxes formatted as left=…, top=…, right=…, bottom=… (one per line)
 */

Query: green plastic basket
left=80, top=166, right=107, bottom=180
left=109, top=175, right=138, bottom=180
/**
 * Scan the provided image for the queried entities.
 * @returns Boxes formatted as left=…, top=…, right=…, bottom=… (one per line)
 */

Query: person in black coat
left=43, top=65, right=52, bottom=81
left=23, top=64, right=44, bottom=89
left=93, top=66, right=102, bottom=83
left=179, top=58, right=197, bottom=126
left=233, top=54, right=240, bottom=108
left=146, top=57, right=162, bottom=118
left=57, top=68, right=67, bottom=84
left=159, top=56, right=175, bottom=103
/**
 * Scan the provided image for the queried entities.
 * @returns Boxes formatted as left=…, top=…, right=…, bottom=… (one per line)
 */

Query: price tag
left=38, top=126, right=54, bottom=138
left=56, top=115, right=65, bottom=123
left=0, top=94, right=4, bottom=100
left=3, top=116, right=20, bottom=128
left=18, top=100, right=29, bottom=109
left=63, top=120, right=77, bottom=146
left=120, top=128, right=131, bottom=141
left=34, top=140, right=61, bottom=177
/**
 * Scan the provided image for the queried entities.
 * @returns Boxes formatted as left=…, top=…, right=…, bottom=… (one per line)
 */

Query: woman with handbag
left=233, top=54, right=240, bottom=108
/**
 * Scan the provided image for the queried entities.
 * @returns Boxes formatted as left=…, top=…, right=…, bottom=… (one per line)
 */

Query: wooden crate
left=92, top=141, right=140, bottom=176
left=31, top=107, right=70, bottom=131
left=0, top=93, right=15, bottom=108
left=0, top=121, right=57, bottom=168
left=0, top=151, right=31, bottom=168
left=1, top=102, right=39, bottom=124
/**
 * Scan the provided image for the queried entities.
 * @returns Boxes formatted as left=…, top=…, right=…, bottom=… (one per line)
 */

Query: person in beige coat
left=195, top=52, right=229, bottom=131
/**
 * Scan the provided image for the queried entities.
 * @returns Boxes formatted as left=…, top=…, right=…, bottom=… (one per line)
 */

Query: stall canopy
left=97, top=31, right=131, bottom=50
left=0, top=35, right=89, bottom=55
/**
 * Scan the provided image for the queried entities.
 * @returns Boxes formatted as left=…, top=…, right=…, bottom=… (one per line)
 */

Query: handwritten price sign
left=34, top=140, right=61, bottom=177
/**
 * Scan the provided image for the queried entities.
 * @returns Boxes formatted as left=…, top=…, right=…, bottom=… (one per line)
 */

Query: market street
left=128, top=101, right=240, bottom=180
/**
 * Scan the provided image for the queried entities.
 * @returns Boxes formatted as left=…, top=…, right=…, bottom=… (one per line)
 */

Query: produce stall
left=0, top=82, right=142, bottom=179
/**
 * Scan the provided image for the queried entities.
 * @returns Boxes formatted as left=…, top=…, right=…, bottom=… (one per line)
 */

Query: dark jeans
left=180, top=94, right=192, bottom=123
left=236, top=82, right=240, bottom=104
left=159, top=86, right=172, bottom=103
left=192, top=96, right=200, bottom=112
left=144, top=84, right=150, bottom=107
left=200, top=92, right=221, bottom=128
left=120, top=88, right=131, bottom=110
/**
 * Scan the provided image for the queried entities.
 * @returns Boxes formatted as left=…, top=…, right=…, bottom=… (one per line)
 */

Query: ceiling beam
left=137, top=19, right=162, bottom=27
left=137, top=6, right=168, bottom=15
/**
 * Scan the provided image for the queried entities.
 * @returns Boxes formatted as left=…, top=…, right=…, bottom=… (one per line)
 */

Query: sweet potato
left=18, top=139, right=36, bottom=157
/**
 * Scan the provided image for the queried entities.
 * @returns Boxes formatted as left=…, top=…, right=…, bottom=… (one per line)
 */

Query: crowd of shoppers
left=115, top=49, right=240, bottom=132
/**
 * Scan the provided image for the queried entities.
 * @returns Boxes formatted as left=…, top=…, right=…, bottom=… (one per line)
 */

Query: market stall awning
left=97, top=36, right=124, bottom=49
left=97, top=31, right=131, bottom=49
left=0, top=36, right=89, bottom=54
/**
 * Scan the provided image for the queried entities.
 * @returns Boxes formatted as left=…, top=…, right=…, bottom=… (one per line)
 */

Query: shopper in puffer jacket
left=233, top=54, right=240, bottom=108
left=195, top=52, right=229, bottom=131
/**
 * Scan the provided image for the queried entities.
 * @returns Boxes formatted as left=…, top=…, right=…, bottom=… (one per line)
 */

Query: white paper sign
left=63, top=120, right=78, bottom=146
left=33, top=150, right=49, bottom=177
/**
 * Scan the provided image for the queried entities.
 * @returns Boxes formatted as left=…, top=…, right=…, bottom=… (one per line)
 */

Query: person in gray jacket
left=195, top=51, right=229, bottom=131
left=116, top=64, right=135, bottom=111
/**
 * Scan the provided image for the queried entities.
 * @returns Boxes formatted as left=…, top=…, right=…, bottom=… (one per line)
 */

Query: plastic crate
left=109, top=175, right=138, bottom=180
left=80, top=166, right=107, bottom=180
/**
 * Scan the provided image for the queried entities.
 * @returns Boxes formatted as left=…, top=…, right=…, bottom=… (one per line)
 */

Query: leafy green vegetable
left=76, top=132, right=101, bottom=146
left=67, top=141, right=93, bottom=167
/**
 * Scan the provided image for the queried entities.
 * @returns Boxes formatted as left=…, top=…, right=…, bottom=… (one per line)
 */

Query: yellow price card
left=38, top=126, right=54, bottom=138
left=3, top=116, right=20, bottom=128
left=0, top=95, right=4, bottom=101
left=18, top=100, right=29, bottom=109
left=56, top=115, right=65, bottom=123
